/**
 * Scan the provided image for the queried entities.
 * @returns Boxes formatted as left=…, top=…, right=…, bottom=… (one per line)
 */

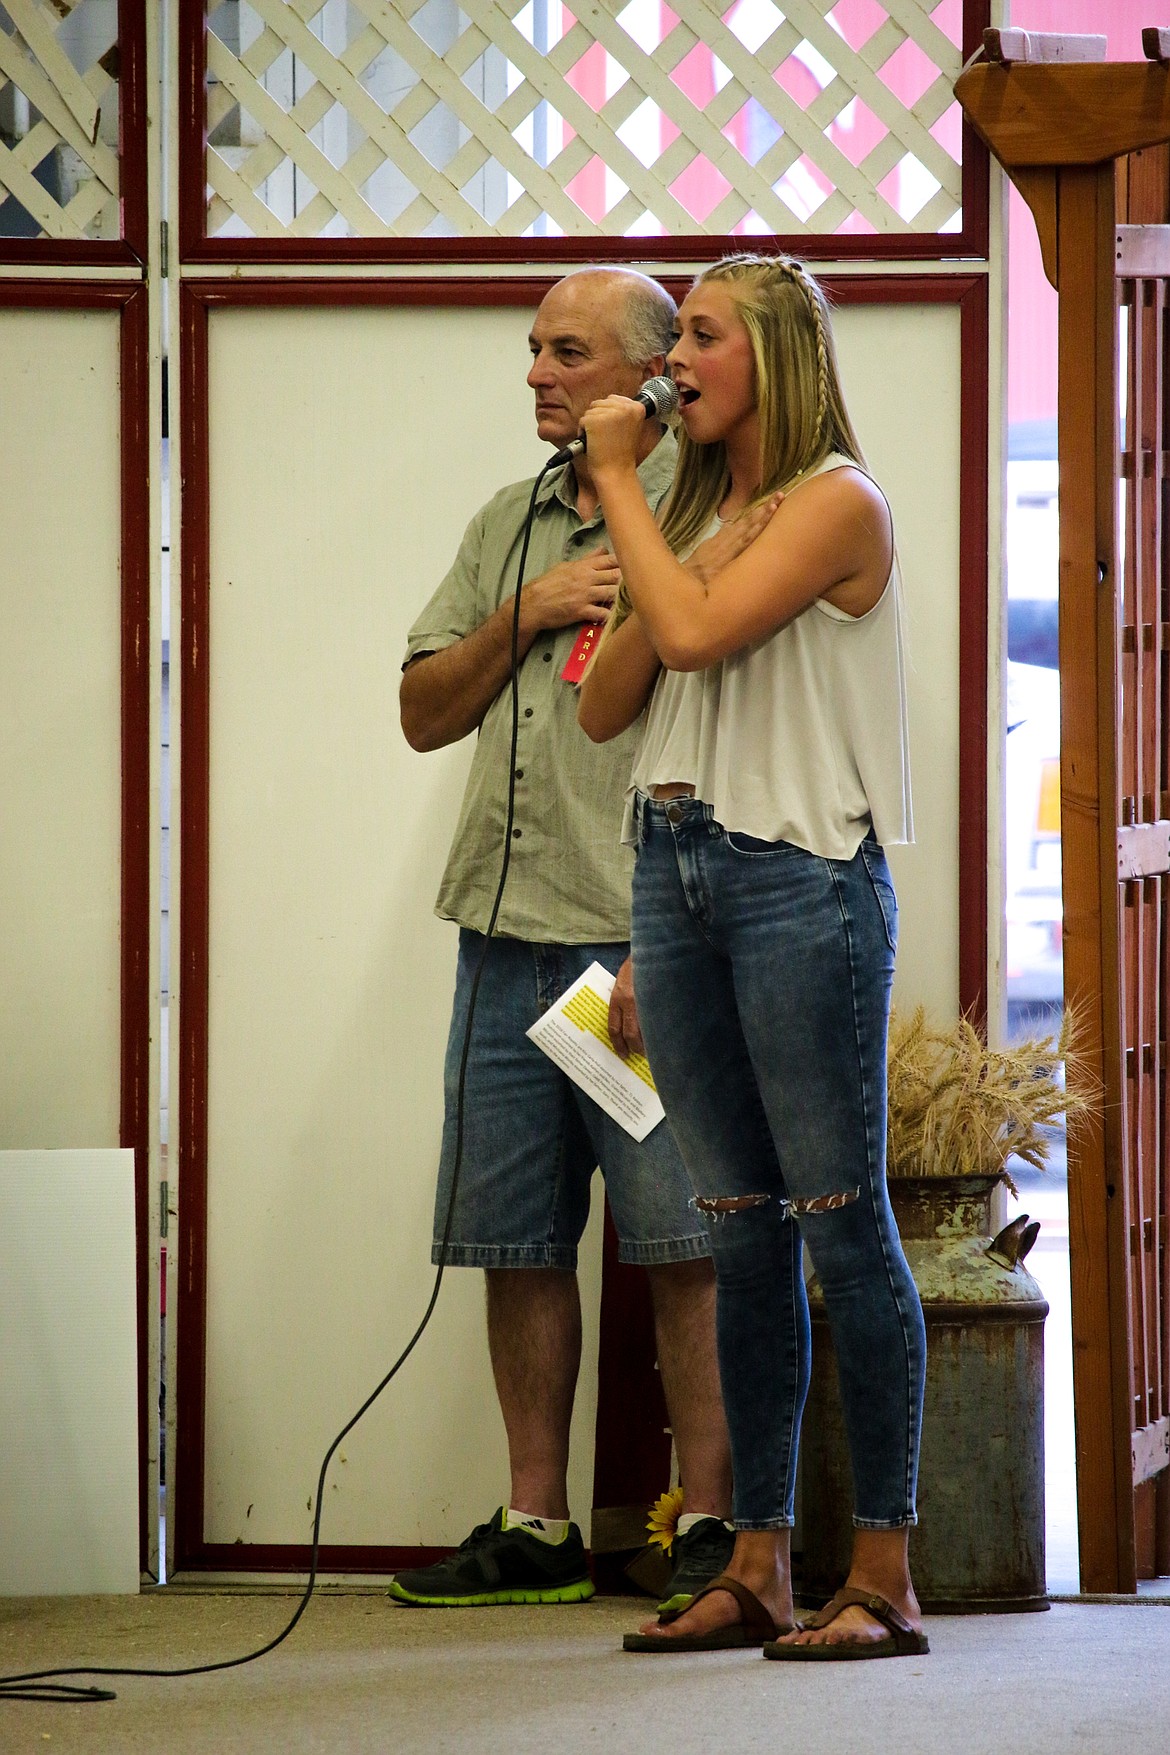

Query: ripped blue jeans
left=630, top=795, right=926, bottom=1531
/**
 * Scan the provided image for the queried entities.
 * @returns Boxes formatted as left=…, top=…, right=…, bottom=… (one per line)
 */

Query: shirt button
left=514, top=768, right=524, bottom=779
left=543, top=651, right=552, bottom=662
left=512, top=828, right=522, bottom=839
left=524, top=707, right=533, bottom=718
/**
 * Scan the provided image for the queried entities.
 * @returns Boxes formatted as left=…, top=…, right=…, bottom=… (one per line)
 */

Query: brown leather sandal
left=623, top=1572, right=794, bottom=1652
left=761, top=1587, right=929, bottom=1661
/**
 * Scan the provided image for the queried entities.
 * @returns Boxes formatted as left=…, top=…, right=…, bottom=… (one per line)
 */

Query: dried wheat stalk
left=886, top=1006, right=1094, bottom=1190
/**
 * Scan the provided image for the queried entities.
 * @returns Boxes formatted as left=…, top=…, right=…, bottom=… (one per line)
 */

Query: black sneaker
left=657, top=1516, right=736, bottom=1613
left=388, top=1508, right=595, bottom=1606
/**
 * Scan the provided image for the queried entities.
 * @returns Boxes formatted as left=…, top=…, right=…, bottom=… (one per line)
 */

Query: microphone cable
left=0, top=457, right=563, bottom=1706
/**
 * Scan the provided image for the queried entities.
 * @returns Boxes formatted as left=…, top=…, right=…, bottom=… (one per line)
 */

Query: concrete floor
left=6, top=1149, right=1162, bottom=1750
left=1, top=1590, right=1168, bottom=1755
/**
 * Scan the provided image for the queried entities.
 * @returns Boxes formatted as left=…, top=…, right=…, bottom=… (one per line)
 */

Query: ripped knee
left=692, top=1193, right=770, bottom=1215
left=788, top=1189, right=859, bottom=1215
left=691, top=1188, right=861, bottom=1221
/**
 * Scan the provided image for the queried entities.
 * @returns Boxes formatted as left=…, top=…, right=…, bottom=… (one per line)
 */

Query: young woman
left=577, top=254, right=928, bottom=1660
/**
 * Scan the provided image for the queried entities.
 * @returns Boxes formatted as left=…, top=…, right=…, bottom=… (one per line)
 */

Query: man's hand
left=520, top=550, right=621, bottom=637
left=686, top=490, right=784, bottom=586
left=607, top=955, right=645, bottom=1059
left=401, top=549, right=620, bottom=753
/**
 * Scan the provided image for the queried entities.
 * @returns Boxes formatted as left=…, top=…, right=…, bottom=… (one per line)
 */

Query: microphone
left=548, top=375, right=680, bottom=468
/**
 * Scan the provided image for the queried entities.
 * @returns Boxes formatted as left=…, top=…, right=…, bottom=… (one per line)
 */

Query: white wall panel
left=0, top=1149, right=138, bottom=1594
left=0, top=308, right=122, bottom=1148
left=202, top=303, right=604, bottom=1548
left=835, top=302, right=963, bottom=1021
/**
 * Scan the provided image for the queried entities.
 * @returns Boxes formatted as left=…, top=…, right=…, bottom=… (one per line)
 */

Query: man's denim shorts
left=431, top=930, right=710, bottom=1269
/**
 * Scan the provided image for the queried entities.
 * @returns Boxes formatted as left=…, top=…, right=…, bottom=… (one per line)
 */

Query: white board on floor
left=0, top=1149, right=139, bottom=1594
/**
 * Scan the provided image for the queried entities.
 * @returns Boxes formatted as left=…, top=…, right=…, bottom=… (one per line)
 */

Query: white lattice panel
left=0, top=0, right=121, bottom=241
left=204, top=0, right=965, bottom=240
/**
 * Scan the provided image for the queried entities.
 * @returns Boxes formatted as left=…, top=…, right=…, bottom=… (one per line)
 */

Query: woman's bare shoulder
left=756, top=463, right=890, bottom=555
left=791, top=462, right=888, bottom=519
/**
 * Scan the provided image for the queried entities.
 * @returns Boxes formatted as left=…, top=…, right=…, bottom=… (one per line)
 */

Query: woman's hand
left=613, top=466, right=893, bottom=672
left=579, top=394, right=649, bottom=473
left=686, top=491, right=784, bottom=586
left=607, top=956, right=646, bottom=1058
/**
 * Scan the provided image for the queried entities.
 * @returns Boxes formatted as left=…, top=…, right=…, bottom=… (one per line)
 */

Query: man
left=390, top=269, right=734, bottom=1610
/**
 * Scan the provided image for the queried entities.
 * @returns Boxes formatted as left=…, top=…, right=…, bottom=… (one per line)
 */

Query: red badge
left=560, top=622, right=603, bottom=684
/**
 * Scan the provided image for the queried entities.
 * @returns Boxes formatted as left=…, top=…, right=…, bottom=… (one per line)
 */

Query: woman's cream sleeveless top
left=623, top=454, right=913, bottom=860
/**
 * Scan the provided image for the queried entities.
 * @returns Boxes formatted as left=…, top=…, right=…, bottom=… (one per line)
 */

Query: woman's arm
left=576, top=493, right=784, bottom=742
left=581, top=399, right=892, bottom=671
left=577, top=609, right=661, bottom=742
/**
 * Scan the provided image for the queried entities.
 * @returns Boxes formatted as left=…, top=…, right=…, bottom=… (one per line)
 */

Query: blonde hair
left=605, top=253, right=867, bottom=633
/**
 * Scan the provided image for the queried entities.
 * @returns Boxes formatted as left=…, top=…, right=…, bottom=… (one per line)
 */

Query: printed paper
left=527, top=961, right=666, bottom=1141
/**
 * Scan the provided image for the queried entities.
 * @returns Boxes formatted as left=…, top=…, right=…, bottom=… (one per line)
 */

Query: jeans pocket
left=860, top=841, right=898, bottom=953
left=724, top=829, right=799, bottom=857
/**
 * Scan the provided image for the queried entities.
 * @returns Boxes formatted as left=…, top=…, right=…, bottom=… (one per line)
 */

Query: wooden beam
left=1118, top=144, right=1170, bottom=228
left=956, top=64, right=1170, bottom=169
left=1133, top=1416, right=1170, bottom=1486
left=1057, top=161, right=1135, bottom=1594
left=983, top=29, right=1106, bottom=67
left=1012, top=167, right=1058, bottom=288
left=1116, top=223, right=1170, bottom=274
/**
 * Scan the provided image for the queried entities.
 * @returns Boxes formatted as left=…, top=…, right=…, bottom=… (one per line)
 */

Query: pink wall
left=1006, top=1, right=1151, bottom=434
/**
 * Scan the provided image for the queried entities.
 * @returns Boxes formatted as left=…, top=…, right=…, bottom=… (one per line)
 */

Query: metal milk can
left=799, top=1173, right=1050, bottom=1613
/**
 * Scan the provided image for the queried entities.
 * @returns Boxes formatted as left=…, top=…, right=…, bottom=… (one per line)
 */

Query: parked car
left=1005, top=657, right=1062, bottom=1021
left=1004, top=446, right=1063, bottom=1033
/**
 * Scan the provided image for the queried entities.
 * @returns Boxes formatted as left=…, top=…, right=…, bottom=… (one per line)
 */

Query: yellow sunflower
left=646, top=1485, right=685, bottom=1552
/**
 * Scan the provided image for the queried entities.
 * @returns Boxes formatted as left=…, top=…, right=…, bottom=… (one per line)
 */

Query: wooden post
left=955, top=52, right=1170, bottom=1593
left=1054, top=161, right=1133, bottom=1592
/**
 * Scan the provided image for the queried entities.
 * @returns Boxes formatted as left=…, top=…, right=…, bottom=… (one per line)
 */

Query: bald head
left=527, top=270, right=676, bottom=459
left=557, top=267, right=677, bottom=368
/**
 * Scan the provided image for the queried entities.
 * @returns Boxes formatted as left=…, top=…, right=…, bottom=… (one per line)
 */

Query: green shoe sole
left=387, top=1578, right=595, bottom=1608
left=655, top=1591, right=694, bottom=1616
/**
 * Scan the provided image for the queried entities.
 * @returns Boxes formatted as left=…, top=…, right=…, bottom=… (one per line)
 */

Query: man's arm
left=401, top=550, right=623, bottom=751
